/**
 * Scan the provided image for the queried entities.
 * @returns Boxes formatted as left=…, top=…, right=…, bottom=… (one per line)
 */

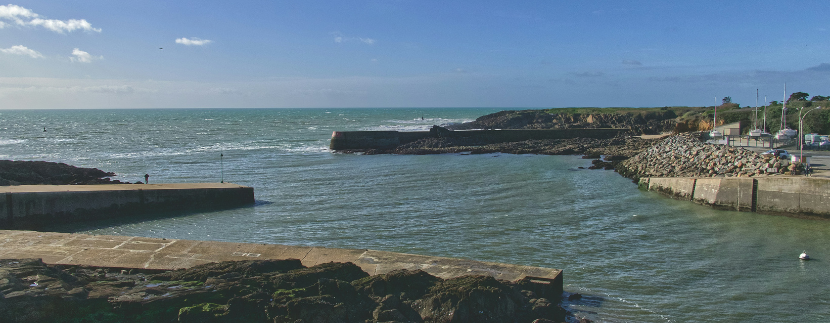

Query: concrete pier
left=0, top=230, right=562, bottom=295
left=640, top=176, right=830, bottom=218
left=0, top=183, right=255, bottom=229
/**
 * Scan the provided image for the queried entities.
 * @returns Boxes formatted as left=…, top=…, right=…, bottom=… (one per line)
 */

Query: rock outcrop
left=447, top=109, right=678, bottom=135
left=616, top=133, right=801, bottom=181
left=0, top=258, right=570, bottom=323
left=0, top=160, right=134, bottom=186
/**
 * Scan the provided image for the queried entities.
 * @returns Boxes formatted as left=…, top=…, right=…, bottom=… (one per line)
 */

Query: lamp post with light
left=799, top=106, right=821, bottom=164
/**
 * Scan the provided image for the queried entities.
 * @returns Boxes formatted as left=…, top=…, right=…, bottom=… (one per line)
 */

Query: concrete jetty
left=0, top=230, right=562, bottom=296
left=0, top=183, right=255, bottom=229
left=330, top=128, right=629, bottom=150
left=640, top=176, right=830, bottom=218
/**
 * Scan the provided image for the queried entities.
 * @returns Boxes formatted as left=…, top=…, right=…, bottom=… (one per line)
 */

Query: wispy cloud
left=622, top=59, right=642, bottom=66
left=331, top=32, right=376, bottom=45
left=70, top=48, right=102, bottom=63
left=0, top=4, right=100, bottom=33
left=175, top=37, right=213, bottom=46
left=0, top=45, right=43, bottom=58
left=572, top=71, right=605, bottom=77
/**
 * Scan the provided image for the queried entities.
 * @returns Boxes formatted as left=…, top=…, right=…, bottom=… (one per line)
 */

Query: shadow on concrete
left=35, top=201, right=269, bottom=233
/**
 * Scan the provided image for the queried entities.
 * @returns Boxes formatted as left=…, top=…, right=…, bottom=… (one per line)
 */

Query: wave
left=363, top=117, right=475, bottom=132
left=0, top=139, right=26, bottom=145
left=41, top=138, right=78, bottom=143
left=100, top=140, right=330, bottom=159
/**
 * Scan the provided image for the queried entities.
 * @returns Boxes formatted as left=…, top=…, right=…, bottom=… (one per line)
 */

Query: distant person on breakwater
left=144, top=174, right=149, bottom=184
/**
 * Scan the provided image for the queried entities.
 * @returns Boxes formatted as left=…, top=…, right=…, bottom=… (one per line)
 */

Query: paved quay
left=0, top=230, right=562, bottom=291
left=0, top=183, right=246, bottom=193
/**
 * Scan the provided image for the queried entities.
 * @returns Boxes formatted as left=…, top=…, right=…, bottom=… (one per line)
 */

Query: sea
left=1, top=108, right=829, bottom=322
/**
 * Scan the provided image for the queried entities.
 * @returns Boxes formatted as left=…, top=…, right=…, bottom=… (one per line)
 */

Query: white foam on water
left=41, top=138, right=77, bottom=143
left=564, top=286, right=673, bottom=323
left=0, top=139, right=25, bottom=145
left=362, top=117, right=475, bottom=132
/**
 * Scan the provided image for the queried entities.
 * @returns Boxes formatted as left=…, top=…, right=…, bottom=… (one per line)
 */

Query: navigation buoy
left=799, top=251, right=810, bottom=260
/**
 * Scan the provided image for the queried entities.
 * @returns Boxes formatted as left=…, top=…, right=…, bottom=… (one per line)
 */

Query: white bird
left=799, top=251, right=810, bottom=260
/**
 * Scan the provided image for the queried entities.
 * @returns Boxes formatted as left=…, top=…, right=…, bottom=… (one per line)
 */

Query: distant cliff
left=447, top=108, right=679, bottom=134
left=446, top=106, right=757, bottom=135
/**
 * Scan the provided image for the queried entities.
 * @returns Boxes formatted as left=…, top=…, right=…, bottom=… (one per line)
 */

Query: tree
left=788, top=92, right=809, bottom=102
left=770, top=100, right=779, bottom=105
left=722, top=96, right=732, bottom=104
left=810, top=95, right=830, bottom=101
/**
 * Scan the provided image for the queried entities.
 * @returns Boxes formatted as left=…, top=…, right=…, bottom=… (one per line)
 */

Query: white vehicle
left=762, top=149, right=790, bottom=159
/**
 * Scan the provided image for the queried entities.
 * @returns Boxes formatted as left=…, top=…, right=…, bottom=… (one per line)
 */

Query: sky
left=2, top=1, right=830, bottom=109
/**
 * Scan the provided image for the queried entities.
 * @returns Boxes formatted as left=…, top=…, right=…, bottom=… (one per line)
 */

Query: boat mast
left=763, top=95, right=767, bottom=133
left=755, top=89, right=759, bottom=130
left=713, top=96, right=717, bottom=129
left=782, top=83, right=787, bottom=131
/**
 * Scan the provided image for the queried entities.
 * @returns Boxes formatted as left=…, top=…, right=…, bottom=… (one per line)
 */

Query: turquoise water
left=2, top=108, right=829, bottom=322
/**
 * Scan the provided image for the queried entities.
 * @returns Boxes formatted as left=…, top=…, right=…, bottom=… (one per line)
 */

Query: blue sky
left=2, top=1, right=830, bottom=109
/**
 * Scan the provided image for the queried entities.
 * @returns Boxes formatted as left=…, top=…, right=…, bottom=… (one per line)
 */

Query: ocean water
left=1, top=108, right=829, bottom=322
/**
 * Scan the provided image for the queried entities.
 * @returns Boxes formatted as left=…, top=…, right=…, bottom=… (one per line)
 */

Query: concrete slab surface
left=0, top=183, right=248, bottom=193
left=0, top=230, right=561, bottom=283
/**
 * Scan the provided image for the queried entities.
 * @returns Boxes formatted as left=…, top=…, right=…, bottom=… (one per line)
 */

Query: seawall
left=0, top=183, right=255, bottom=229
left=0, top=230, right=562, bottom=297
left=330, top=128, right=629, bottom=150
left=640, top=176, right=830, bottom=218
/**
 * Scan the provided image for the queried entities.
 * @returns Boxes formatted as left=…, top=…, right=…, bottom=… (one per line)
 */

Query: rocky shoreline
left=344, top=109, right=802, bottom=183
left=0, top=160, right=136, bottom=186
left=355, top=135, right=658, bottom=161
left=615, top=133, right=803, bottom=182
left=1, top=258, right=575, bottom=323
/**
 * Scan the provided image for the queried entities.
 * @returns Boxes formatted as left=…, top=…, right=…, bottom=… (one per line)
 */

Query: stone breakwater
left=616, top=133, right=801, bottom=181
left=367, top=136, right=658, bottom=159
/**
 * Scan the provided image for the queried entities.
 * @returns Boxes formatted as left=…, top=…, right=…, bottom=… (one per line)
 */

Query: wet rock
left=151, top=259, right=304, bottom=282
left=354, top=269, right=440, bottom=300
left=0, top=160, right=135, bottom=185
left=0, top=258, right=567, bottom=323
left=414, top=275, right=521, bottom=323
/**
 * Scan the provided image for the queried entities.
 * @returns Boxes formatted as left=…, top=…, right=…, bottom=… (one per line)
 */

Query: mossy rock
left=178, top=303, right=229, bottom=323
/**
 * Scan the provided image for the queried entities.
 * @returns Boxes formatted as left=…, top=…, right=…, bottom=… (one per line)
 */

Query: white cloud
left=30, top=18, right=100, bottom=33
left=175, top=37, right=213, bottom=46
left=331, top=32, right=376, bottom=45
left=0, top=4, right=37, bottom=21
left=0, top=4, right=100, bottom=33
left=0, top=45, right=43, bottom=58
left=70, top=48, right=102, bottom=63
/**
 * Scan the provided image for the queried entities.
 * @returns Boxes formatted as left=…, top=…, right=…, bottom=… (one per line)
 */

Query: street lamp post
left=799, top=106, right=821, bottom=164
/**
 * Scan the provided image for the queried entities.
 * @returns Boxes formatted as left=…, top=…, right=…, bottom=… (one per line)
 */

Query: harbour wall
left=640, top=176, right=830, bottom=218
left=0, top=230, right=562, bottom=298
left=0, top=183, right=255, bottom=229
left=330, top=128, right=629, bottom=150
